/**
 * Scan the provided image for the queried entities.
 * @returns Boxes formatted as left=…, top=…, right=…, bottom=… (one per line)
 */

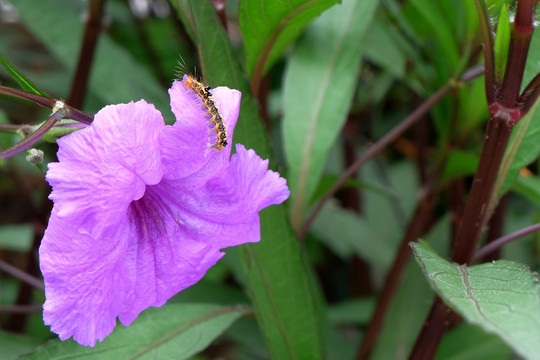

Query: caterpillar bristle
left=183, top=75, right=228, bottom=151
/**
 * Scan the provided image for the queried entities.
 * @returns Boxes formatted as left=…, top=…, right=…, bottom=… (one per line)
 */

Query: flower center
left=128, top=187, right=170, bottom=240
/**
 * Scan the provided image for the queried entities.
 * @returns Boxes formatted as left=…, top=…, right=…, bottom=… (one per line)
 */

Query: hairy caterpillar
left=183, top=75, right=228, bottom=150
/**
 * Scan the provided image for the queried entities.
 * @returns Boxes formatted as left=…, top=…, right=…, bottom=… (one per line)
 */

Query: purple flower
left=39, top=76, right=290, bottom=347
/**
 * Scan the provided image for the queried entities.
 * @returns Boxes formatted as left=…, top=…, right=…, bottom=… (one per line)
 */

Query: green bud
left=26, top=148, right=44, bottom=171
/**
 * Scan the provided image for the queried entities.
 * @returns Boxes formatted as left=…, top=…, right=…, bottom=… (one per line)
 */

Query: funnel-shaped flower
left=39, top=77, right=290, bottom=347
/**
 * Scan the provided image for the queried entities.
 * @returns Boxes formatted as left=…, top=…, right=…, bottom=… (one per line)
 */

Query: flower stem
left=0, top=113, right=58, bottom=160
left=473, top=221, right=540, bottom=261
left=499, top=0, right=535, bottom=107
left=409, top=296, right=454, bottom=358
left=0, top=86, right=93, bottom=124
left=452, top=118, right=514, bottom=263
left=356, top=186, right=438, bottom=359
left=68, top=0, right=106, bottom=108
left=409, top=2, right=538, bottom=356
left=298, top=67, right=483, bottom=241
left=0, top=306, right=43, bottom=313
left=0, top=260, right=44, bottom=291
left=409, top=102, right=515, bottom=359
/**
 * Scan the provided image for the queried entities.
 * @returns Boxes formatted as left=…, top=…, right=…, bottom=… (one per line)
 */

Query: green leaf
left=0, top=223, right=33, bottom=252
left=493, top=26, right=540, bottom=199
left=441, top=150, right=479, bottom=181
left=175, top=1, right=268, bottom=153
left=20, top=304, right=248, bottom=360
left=496, top=96, right=540, bottom=195
left=0, top=331, right=43, bottom=360
left=456, top=76, right=488, bottom=134
left=178, top=1, right=326, bottom=359
left=493, top=4, right=510, bottom=83
left=435, top=324, right=513, bottom=360
left=326, top=326, right=356, bottom=360
left=493, top=27, right=540, bottom=198
left=311, top=201, right=394, bottom=270
left=523, top=16, right=540, bottom=86
left=40, top=120, right=87, bottom=143
left=371, top=215, right=450, bottom=360
left=239, top=0, right=340, bottom=77
left=362, top=12, right=407, bottom=79
left=406, top=0, right=460, bottom=71
left=310, top=173, right=395, bottom=204
left=371, top=257, right=432, bottom=360
left=513, top=175, right=540, bottom=208
left=0, top=53, right=49, bottom=97
left=486, top=0, right=517, bottom=18
left=225, top=317, right=268, bottom=359
left=12, top=0, right=168, bottom=113
left=328, top=299, right=374, bottom=326
left=282, top=0, right=378, bottom=229
left=411, top=241, right=540, bottom=360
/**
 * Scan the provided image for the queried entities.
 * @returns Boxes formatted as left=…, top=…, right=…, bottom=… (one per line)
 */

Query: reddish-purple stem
left=0, top=260, right=44, bottom=291
left=68, top=0, right=106, bottom=108
left=482, top=195, right=507, bottom=262
left=499, top=0, right=535, bottom=107
left=0, top=306, right=43, bottom=313
left=299, top=67, right=483, bottom=241
left=473, top=221, right=540, bottom=261
left=211, top=0, right=228, bottom=31
left=409, top=1, right=538, bottom=357
left=357, top=187, right=437, bottom=359
left=0, top=114, right=58, bottom=160
left=0, top=86, right=93, bottom=159
left=0, top=86, right=93, bottom=124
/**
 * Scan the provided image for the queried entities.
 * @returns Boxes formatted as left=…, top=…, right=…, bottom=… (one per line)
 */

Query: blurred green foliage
left=1, top=0, right=540, bottom=359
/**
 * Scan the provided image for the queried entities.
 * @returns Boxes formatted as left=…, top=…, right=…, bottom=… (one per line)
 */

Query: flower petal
left=40, top=209, right=132, bottom=346
left=153, top=144, right=289, bottom=248
left=46, top=101, right=164, bottom=237
left=40, top=184, right=225, bottom=347
left=201, top=144, right=290, bottom=219
left=40, top=80, right=287, bottom=348
left=165, top=77, right=242, bottom=188
left=162, top=80, right=210, bottom=180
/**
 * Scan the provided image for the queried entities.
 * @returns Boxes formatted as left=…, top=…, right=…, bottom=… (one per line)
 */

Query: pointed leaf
left=411, top=241, right=540, bottom=360
left=493, top=4, right=510, bottom=82
left=176, top=1, right=326, bottom=359
left=362, top=13, right=407, bottom=79
left=407, top=0, right=460, bottom=70
left=371, top=216, right=450, bottom=359
left=435, top=324, right=513, bottom=360
left=0, top=224, right=33, bottom=252
left=494, top=27, right=540, bottom=198
left=311, top=201, right=394, bottom=270
left=282, top=0, right=378, bottom=229
left=513, top=175, right=540, bottom=208
left=523, top=11, right=540, bottom=85
left=12, top=0, right=168, bottom=112
left=239, top=0, right=339, bottom=77
left=0, top=53, right=48, bottom=97
left=0, top=331, right=42, bottom=360
left=20, top=304, right=248, bottom=360
left=496, top=96, right=540, bottom=195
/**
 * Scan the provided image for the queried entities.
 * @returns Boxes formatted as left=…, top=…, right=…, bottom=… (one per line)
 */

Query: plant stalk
left=357, top=186, right=437, bottom=359
left=68, top=0, right=106, bottom=108
left=299, top=67, right=483, bottom=241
